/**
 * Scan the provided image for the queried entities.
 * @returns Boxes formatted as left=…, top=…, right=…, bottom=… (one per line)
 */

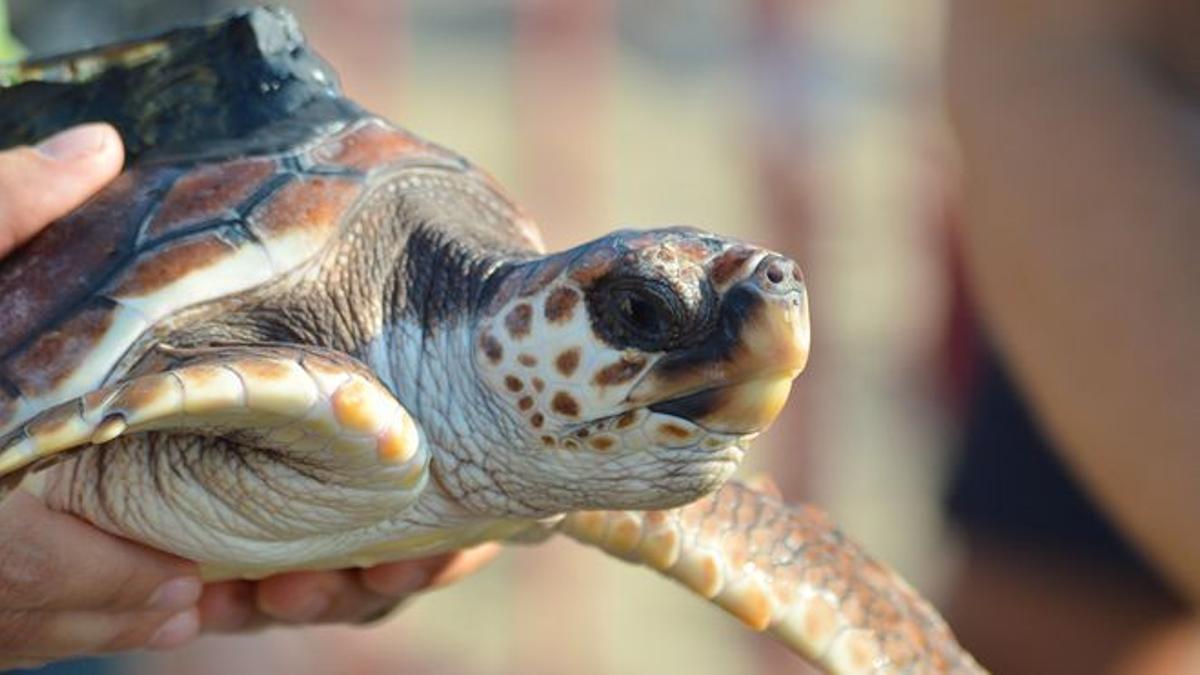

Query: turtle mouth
left=646, top=371, right=800, bottom=435
left=627, top=287, right=808, bottom=435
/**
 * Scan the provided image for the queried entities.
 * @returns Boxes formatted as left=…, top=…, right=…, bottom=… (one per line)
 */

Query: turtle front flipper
left=0, top=345, right=428, bottom=577
left=559, top=481, right=986, bottom=675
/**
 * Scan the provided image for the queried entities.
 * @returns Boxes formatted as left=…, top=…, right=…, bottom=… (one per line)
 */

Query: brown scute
left=5, top=301, right=115, bottom=396
left=0, top=166, right=175, bottom=356
left=479, top=332, right=503, bottom=364
left=504, top=304, right=533, bottom=339
left=517, top=354, right=538, bottom=367
left=247, top=175, right=362, bottom=240
left=518, top=396, right=534, bottom=411
left=532, top=377, right=545, bottom=392
left=26, top=404, right=80, bottom=437
left=710, top=246, right=758, bottom=286
left=81, top=387, right=119, bottom=414
left=108, top=233, right=237, bottom=297
left=310, top=120, right=436, bottom=172
left=111, top=375, right=180, bottom=412
left=531, top=412, right=545, bottom=428
left=592, top=355, right=648, bottom=387
left=616, top=410, right=638, bottom=429
left=543, top=287, right=580, bottom=323
left=504, top=375, right=523, bottom=393
left=541, top=435, right=556, bottom=447
left=555, top=348, right=581, bottom=378
left=231, top=359, right=294, bottom=381
left=143, top=159, right=278, bottom=240
left=550, top=392, right=580, bottom=418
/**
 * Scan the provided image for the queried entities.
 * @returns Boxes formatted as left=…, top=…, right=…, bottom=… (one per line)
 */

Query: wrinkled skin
left=0, top=124, right=498, bottom=668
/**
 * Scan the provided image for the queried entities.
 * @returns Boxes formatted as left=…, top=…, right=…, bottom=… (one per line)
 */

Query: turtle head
left=471, top=227, right=808, bottom=511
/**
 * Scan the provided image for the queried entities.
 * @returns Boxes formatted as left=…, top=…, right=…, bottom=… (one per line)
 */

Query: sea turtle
left=0, top=9, right=983, bottom=674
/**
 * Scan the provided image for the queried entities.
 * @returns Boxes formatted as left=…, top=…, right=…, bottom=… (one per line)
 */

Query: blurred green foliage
left=0, top=0, right=24, bottom=61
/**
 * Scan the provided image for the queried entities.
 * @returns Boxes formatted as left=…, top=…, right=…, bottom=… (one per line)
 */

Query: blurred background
left=0, top=0, right=987, bottom=673
left=2, top=1, right=1191, bottom=674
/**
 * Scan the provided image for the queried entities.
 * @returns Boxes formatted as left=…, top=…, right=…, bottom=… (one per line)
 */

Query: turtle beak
left=630, top=254, right=809, bottom=434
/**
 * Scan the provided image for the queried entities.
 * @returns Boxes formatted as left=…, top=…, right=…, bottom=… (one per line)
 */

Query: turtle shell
left=0, top=8, right=540, bottom=433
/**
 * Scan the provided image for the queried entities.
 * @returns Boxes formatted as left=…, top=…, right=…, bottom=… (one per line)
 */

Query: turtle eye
left=591, top=277, right=688, bottom=352
left=616, top=285, right=674, bottom=338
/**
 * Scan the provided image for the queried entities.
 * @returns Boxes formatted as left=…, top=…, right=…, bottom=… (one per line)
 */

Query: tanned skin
left=947, top=0, right=1200, bottom=671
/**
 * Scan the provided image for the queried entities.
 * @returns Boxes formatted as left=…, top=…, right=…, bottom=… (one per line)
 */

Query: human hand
left=0, top=124, right=501, bottom=665
left=197, top=544, right=501, bottom=631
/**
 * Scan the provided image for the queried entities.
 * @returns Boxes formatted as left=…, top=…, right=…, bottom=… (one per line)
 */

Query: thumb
left=0, top=123, right=124, bottom=257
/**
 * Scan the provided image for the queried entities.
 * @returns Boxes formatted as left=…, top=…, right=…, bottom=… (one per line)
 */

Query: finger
left=197, top=580, right=269, bottom=633
left=0, top=123, right=124, bottom=257
left=0, top=607, right=199, bottom=664
left=254, top=570, right=396, bottom=625
left=0, top=491, right=200, bottom=612
left=359, top=543, right=502, bottom=596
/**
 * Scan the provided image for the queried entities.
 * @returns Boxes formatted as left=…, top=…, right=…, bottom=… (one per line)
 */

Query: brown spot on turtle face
left=531, top=412, right=545, bottom=428
left=658, top=422, right=694, bottom=440
left=551, top=392, right=580, bottom=417
left=479, top=332, right=503, bottom=364
left=589, top=436, right=616, bottom=452
left=555, top=348, right=581, bottom=378
left=532, top=377, right=545, bottom=392
left=505, top=304, right=533, bottom=339
left=109, top=234, right=235, bottom=297
left=544, top=287, right=580, bottom=323
left=504, top=376, right=523, bottom=393
left=517, top=354, right=538, bottom=367
left=541, top=435, right=556, bottom=447
left=574, top=428, right=590, bottom=438
left=144, top=159, right=277, bottom=239
left=6, top=301, right=116, bottom=396
left=592, top=355, right=648, bottom=387
left=518, top=396, right=534, bottom=411
left=563, top=439, right=581, bottom=451
left=616, top=411, right=638, bottom=429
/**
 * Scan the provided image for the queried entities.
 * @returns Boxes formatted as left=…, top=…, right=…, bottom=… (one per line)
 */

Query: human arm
left=946, top=0, right=1200, bottom=603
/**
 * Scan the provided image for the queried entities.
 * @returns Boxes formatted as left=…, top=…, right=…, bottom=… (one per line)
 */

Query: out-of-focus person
left=943, top=1, right=1200, bottom=673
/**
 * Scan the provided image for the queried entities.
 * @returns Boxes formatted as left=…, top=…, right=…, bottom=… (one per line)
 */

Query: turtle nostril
left=751, top=254, right=803, bottom=296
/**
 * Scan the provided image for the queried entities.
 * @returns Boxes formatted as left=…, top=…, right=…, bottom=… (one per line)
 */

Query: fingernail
left=35, top=123, right=111, bottom=161
left=148, top=577, right=203, bottom=611
left=149, top=609, right=199, bottom=649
